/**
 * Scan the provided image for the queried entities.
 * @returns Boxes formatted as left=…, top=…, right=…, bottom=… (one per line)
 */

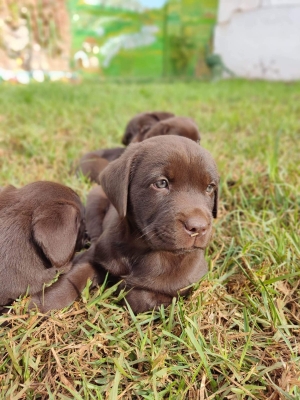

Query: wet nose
left=183, top=217, right=209, bottom=237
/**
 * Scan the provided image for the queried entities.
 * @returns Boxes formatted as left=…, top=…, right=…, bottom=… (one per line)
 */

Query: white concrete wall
left=214, top=0, right=300, bottom=80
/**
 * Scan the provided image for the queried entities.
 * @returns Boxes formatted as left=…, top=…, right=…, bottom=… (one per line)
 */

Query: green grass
left=0, top=79, right=299, bottom=399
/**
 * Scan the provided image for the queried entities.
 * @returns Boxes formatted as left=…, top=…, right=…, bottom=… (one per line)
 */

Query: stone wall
left=214, top=0, right=300, bottom=80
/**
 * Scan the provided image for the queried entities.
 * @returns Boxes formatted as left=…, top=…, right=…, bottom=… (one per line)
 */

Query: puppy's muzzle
left=183, top=216, right=209, bottom=237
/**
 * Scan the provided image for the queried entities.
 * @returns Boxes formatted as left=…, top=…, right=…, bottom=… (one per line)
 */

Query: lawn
left=0, top=79, right=299, bottom=399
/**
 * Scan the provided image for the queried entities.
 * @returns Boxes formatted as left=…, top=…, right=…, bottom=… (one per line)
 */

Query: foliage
left=68, top=0, right=218, bottom=78
left=168, top=33, right=195, bottom=76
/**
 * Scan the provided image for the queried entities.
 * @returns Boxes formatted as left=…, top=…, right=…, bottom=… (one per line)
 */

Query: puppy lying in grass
left=77, top=113, right=200, bottom=184
left=130, top=116, right=200, bottom=143
left=121, top=111, right=175, bottom=145
left=34, top=135, right=219, bottom=313
left=0, top=181, right=87, bottom=310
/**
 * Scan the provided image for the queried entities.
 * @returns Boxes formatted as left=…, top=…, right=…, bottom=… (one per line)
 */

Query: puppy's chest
left=124, top=251, right=207, bottom=295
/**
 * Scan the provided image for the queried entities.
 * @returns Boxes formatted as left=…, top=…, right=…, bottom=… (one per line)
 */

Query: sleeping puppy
left=32, top=136, right=219, bottom=313
left=0, top=181, right=87, bottom=308
left=132, top=116, right=201, bottom=143
left=122, top=111, right=175, bottom=145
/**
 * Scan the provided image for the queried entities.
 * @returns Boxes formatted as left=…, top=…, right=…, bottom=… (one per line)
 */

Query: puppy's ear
left=32, top=201, right=80, bottom=267
left=132, top=124, right=151, bottom=142
left=100, top=146, right=137, bottom=218
left=212, top=188, right=218, bottom=219
left=162, top=122, right=172, bottom=135
left=122, top=130, right=132, bottom=146
left=150, top=112, right=175, bottom=121
left=144, top=122, right=170, bottom=140
left=140, top=124, right=152, bottom=135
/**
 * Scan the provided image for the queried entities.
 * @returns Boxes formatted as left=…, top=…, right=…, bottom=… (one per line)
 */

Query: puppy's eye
left=154, top=179, right=169, bottom=189
left=206, top=184, right=215, bottom=194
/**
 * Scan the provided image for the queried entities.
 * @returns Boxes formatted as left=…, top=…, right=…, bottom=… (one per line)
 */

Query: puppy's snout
left=183, top=217, right=209, bottom=237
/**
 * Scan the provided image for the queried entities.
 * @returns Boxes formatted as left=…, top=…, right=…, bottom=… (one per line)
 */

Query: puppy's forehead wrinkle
left=130, top=140, right=217, bottom=184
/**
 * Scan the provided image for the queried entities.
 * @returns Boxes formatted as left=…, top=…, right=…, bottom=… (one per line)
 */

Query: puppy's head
left=122, top=111, right=175, bottom=145
left=30, top=182, right=88, bottom=268
left=100, top=136, right=219, bottom=253
left=143, top=117, right=200, bottom=143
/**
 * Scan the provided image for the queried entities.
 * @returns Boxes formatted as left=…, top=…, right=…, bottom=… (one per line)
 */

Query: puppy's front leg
left=86, top=185, right=110, bottom=241
left=123, top=287, right=173, bottom=314
left=29, top=259, right=101, bottom=313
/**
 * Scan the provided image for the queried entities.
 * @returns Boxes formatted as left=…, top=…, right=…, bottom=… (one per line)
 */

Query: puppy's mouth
left=146, top=233, right=208, bottom=253
left=140, top=222, right=212, bottom=252
left=172, top=246, right=205, bottom=255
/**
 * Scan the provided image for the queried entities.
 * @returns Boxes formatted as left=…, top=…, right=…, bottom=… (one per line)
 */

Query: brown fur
left=37, top=136, right=219, bottom=313
left=76, top=113, right=200, bottom=185
left=135, top=116, right=200, bottom=143
left=0, top=181, right=87, bottom=308
left=77, top=150, right=112, bottom=184
left=76, top=112, right=174, bottom=184
left=122, top=111, right=175, bottom=145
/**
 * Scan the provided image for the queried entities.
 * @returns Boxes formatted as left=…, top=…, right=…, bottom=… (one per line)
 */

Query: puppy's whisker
left=190, top=233, right=199, bottom=237
left=138, top=223, right=162, bottom=240
left=140, top=230, right=158, bottom=241
left=147, top=232, right=159, bottom=241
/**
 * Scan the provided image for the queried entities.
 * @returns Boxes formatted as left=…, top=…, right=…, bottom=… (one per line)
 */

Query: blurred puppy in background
left=131, top=116, right=200, bottom=143
left=121, top=111, right=175, bottom=145
left=77, top=112, right=200, bottom=184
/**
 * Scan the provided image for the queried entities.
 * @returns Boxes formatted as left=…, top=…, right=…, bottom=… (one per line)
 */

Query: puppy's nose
left=183, top=217, right=209, bottom=237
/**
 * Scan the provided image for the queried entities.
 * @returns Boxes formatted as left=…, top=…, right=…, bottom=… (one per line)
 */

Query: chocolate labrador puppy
left=122, top=111, right=175, bottom=145
left=77, top=114, right=200, bottom=184
left=132, top=116, right=201, bottom=143
left=0, top=181, right=87, bottom=308
left=32, top=136, right=219, bottom=313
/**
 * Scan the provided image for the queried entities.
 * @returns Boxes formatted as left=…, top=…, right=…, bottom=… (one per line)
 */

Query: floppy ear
left=162, top=122, right=172, bottom=135
left=131, top=124, right=152, bottom=142
left=150, top=112, right=175, bottom=121
left=122, top=130, right=133, bottom=146
left=100, top=145, right=137, bottom=218
left=144, top=122, right=171, bottom=140
left=212, top=188, right=218, bottom=218
left=32, top=201, right=80, bottom=267
left=140, top=124, right=152, bottom=136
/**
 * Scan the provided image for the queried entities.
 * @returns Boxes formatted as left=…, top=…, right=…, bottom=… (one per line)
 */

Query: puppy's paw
left=28, top=294, right=47, bottom=313
left=124, top=288, right=173, bottom=314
